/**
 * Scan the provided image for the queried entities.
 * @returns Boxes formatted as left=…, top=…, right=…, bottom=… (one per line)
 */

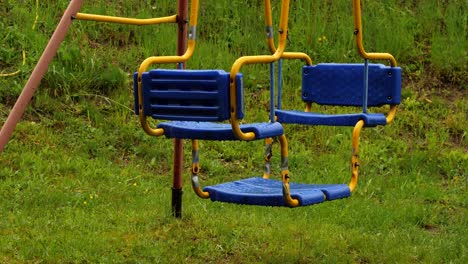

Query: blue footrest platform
left=203, top=177, right=351, bottom=206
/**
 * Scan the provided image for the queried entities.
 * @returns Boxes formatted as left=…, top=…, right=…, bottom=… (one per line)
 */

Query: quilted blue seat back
left=134, top=70, right=244, bottom=121
left=302, top=63, right=401, bottom=107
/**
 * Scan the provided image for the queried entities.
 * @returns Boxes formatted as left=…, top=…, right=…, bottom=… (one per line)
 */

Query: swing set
left=0, top=0, right=401, bottom=217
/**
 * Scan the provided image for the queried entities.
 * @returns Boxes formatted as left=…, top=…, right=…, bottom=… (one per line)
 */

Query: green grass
left=1, top=0, right=467, bottom=263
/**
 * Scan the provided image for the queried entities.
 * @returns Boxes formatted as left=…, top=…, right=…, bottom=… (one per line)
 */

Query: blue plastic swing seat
left=134, top=69, right=285, bottom=140
left=276, top=63, right=402, bottom=127
left=203, top=177, right=351, bottom=206
left=276, top=110, right=388, bottom=127
left=157, top=121, right=283, bottom=140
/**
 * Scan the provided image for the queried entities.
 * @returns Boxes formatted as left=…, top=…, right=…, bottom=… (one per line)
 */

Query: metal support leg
left=171, top=0, right=188, bottom=218
left=0, top=0, right=84, bottom=153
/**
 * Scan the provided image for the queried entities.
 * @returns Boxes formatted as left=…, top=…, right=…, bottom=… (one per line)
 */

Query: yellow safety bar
left=191, top=139, right=210, bottom=199
left=353, top=0, right=398, bottom=124
left=263, top=0, right=312, bottom=65
left=136, top=0, right=199, bottom=136
left=229, top=0, right=291, bottom=141
left=74, top=13, right=177, bottom=25
left=349, top=120, right=364, bottom=192
left=277, top=134, right=300, bottom=207
left=352, top=0, right=397, bottom=67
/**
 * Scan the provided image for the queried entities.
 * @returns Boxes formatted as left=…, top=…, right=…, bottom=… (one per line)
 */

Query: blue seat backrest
left=302, top=63, right=401, bottom=107
left=134, top=69, right=244, bottom=122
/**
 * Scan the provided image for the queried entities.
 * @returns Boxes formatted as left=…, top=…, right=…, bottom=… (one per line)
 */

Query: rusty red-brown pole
left=0, top=0, right=84, bottom=154
left=172, top=0, right=188, bottom=218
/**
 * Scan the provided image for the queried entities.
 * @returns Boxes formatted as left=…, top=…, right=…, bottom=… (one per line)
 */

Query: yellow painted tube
left=193, top=185, right=210, bottom=199
left=264, top=0, right=276, bottom=54
left=352, top=0, right=397, bottom=67
left=191, top=139, right=210, bottom=199
left=386, top=105, right=398, bottom=124
left=353, top=0, right=399, bottom=122
left=74, top=13, right=177, bottom=25
left=137, top=41, right=196, bottom=136
left=191, top=139, right=200, bottom=174
left=229, top=0, right=290, bottom=141
left=281, top=52, right=313, bottom=65
left=136, top=0, right=199, bottom=136
left=278, top=134, right=299, bottom=207
left=304, top=102, right=312, bottom=112
left=282, top=171, right=300, bottom=207
left=349, top=120, right=364, bottom=192
left=278, top=134, right=288, bottom=158
left=263, top=0, right=312, bottom=64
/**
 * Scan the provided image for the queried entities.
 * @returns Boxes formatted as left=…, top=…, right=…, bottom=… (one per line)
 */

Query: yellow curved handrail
left=229, top=0, right=291, bottom=141
left=136, top=0, right=199, bottom=136
left=349, top=120, right=364, bottom=192
left=191, top=140, right=210, bottom=199
left=263, top=0, right=312, bottom=65
left=353, top=0, right=397, bottom=67
left=277, top=134, right=300, bottom=207
left=353, top=0, right=399, bottom=124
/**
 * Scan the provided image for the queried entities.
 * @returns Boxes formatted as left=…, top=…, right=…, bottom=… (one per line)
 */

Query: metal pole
left=269, top=63, right=275, bottom=123
left=362, top=59, right=369, bottom=113
left=172, top=0, right=188, bottom=218
left=0, top=0, right=84, bottom=154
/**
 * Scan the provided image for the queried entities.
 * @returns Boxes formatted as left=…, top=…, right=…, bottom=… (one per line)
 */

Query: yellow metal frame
left=191, top=139, right=210, bottom=199
left=277, top=134, right=300, bottom=207
left=262, top=135, right=300, bottom=207
left=353, top=0, right=398, bottom=124
left=352, top=0, right=397, bottom=67
left=73, top=2, right=191, bottom=137
left=135, top=0, right=199, bottom=136
left=228, top=0, right=291, bottom=141
left=262, top=0, right=400, bottom=194
left=349, top=120, right=364, bottom=192
left=130, top=0, right=296, bottom=141
left=263, top=0, right=312, bottom=65
left=264, top=0, right=312, bottom=114
left=347, top=0, right=400, bottom=192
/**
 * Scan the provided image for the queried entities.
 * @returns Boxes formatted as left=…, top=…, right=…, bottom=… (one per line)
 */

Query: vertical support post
left=172, top=0, right=189, bottom=218
left=0, top=0, right=84, bottom=154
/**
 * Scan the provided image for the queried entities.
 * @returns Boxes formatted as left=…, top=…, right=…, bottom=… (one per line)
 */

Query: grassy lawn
left=0, top=0, right=466, bottom=263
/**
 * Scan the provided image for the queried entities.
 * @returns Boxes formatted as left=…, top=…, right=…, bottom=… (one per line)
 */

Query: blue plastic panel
left=157, top=121, right=284, bottom=140
left=134, top=70, right=244, bottom=121
left=275, top=110, right=387, bottom=127
left=203, top=177, right=351, bottom=206
left=302, top=63, right=401, bottom=107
